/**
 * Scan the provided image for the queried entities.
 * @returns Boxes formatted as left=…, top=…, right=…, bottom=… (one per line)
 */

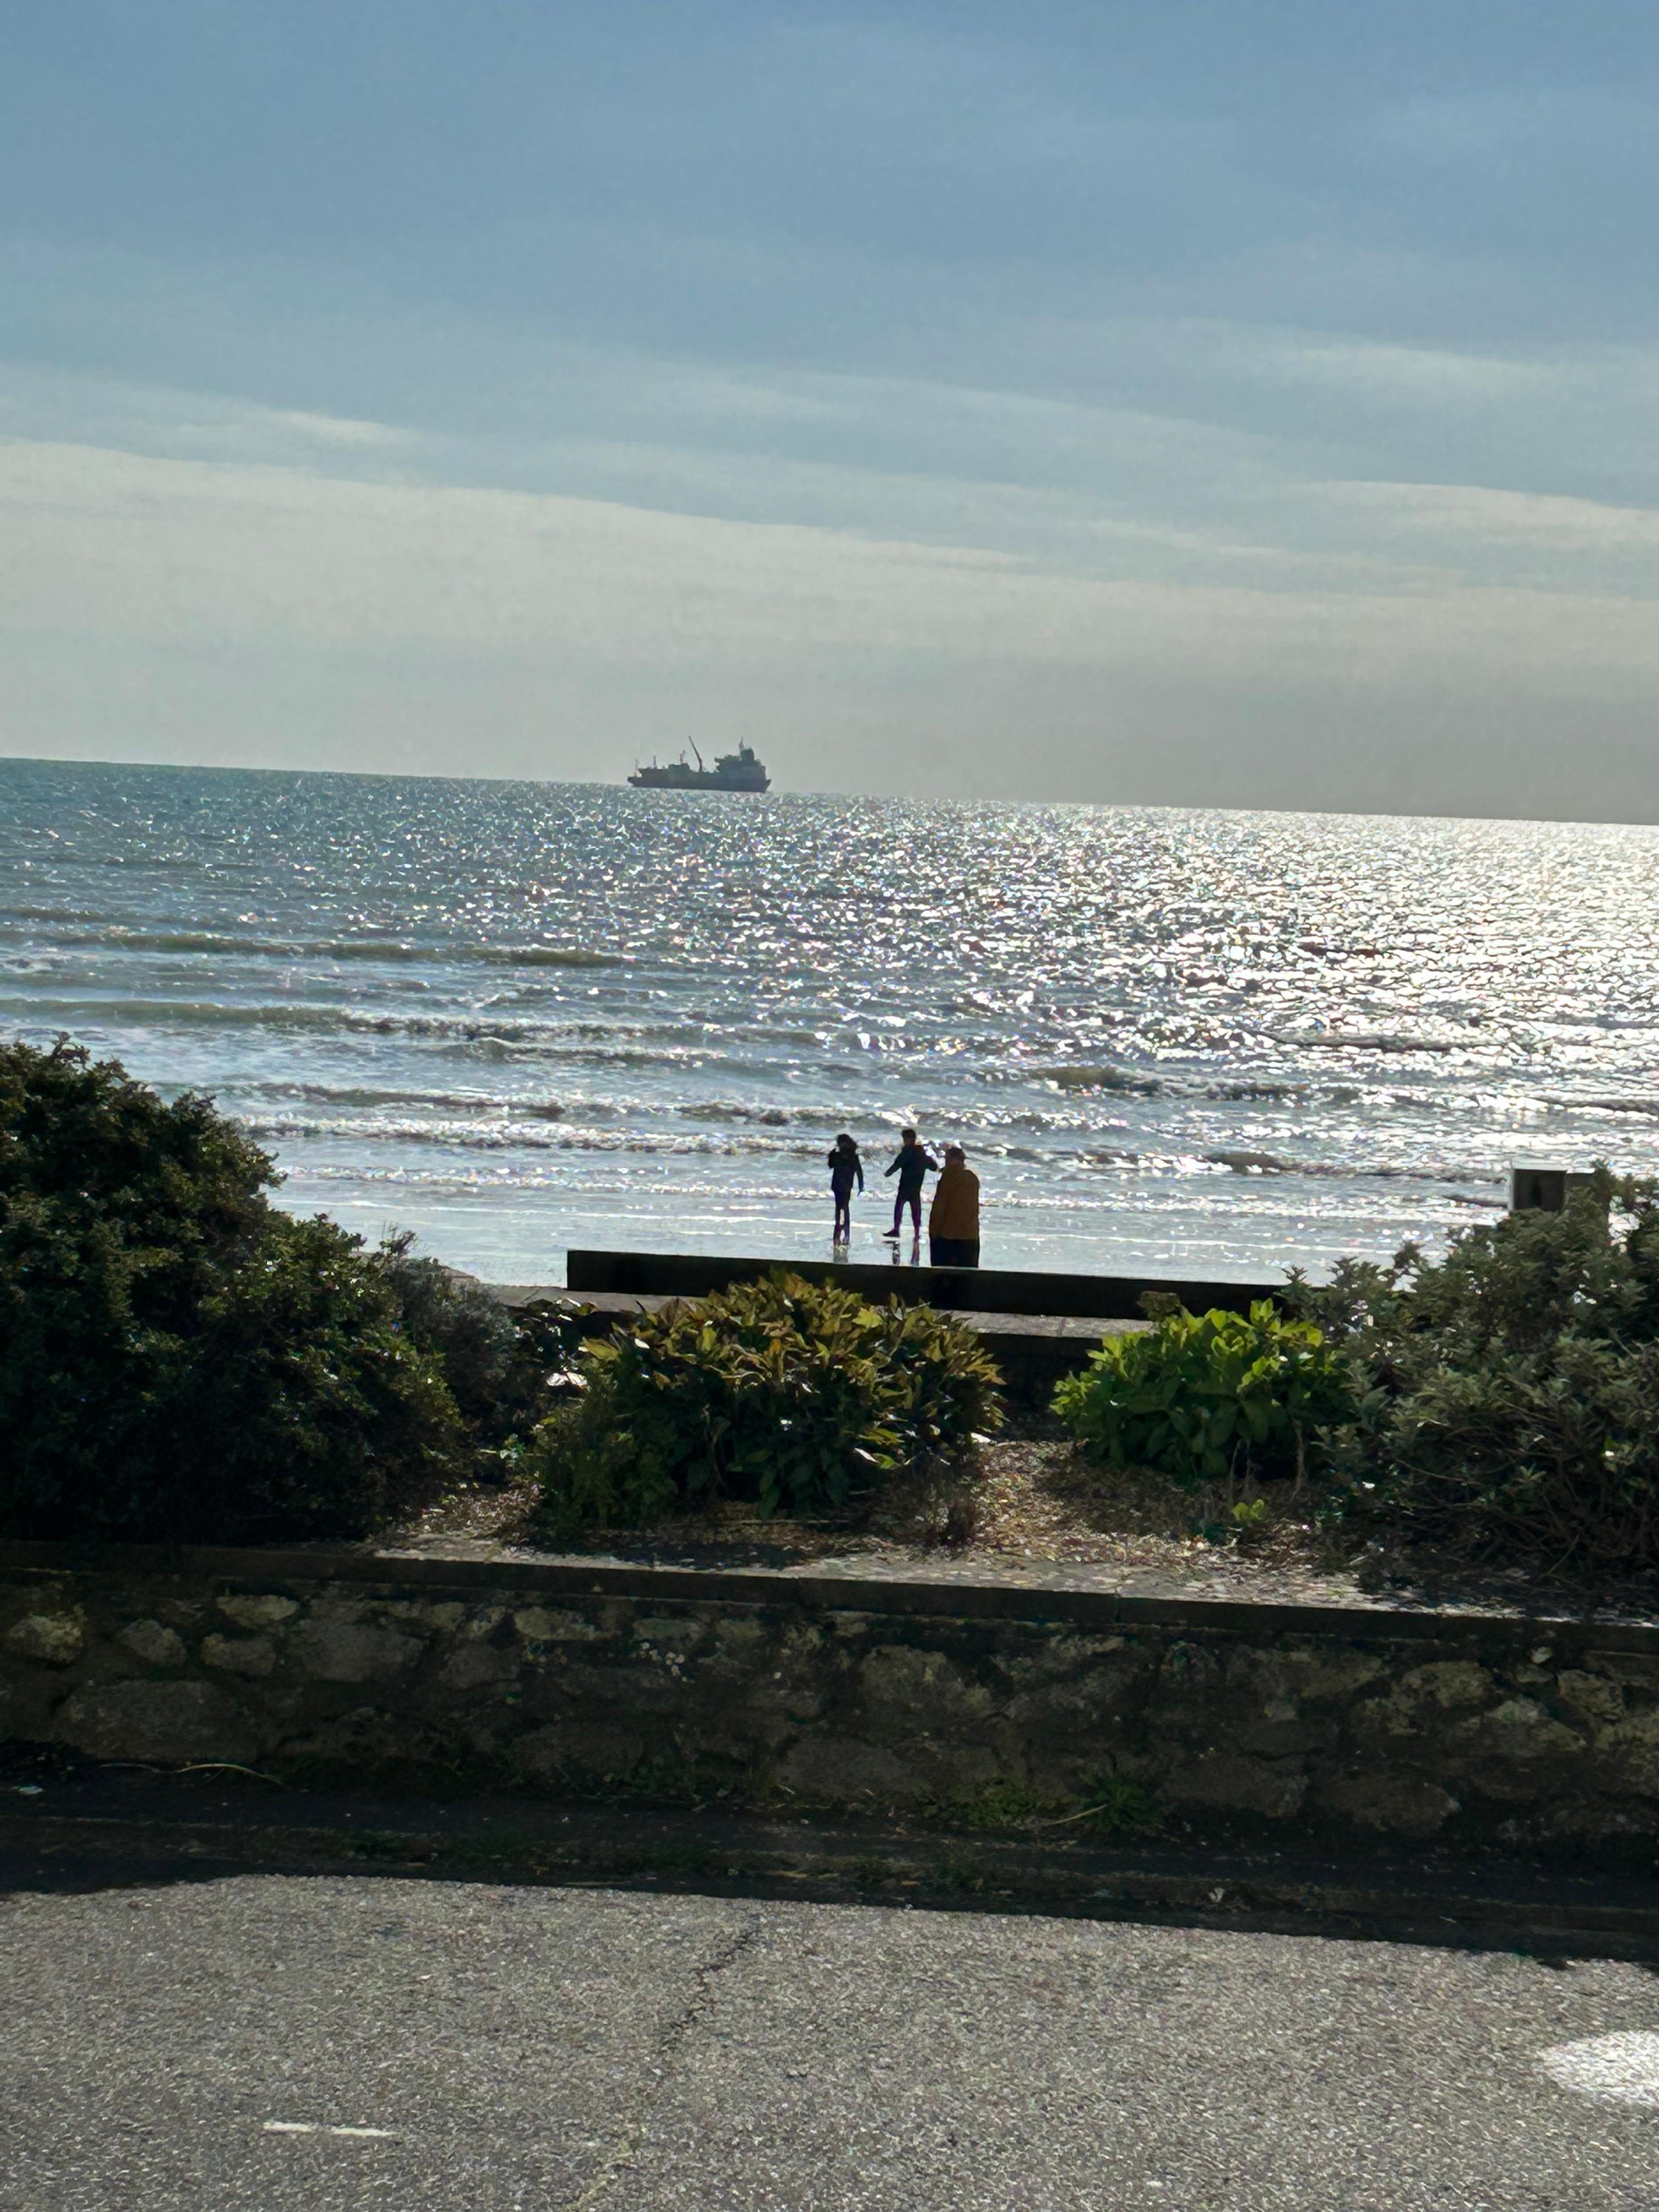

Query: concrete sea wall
left=563, top=1247, right=1283, bottom=1319
left=493, top=1284, right=1137, bottom=1405
left=3, top=1547, right=1657, bottom=1860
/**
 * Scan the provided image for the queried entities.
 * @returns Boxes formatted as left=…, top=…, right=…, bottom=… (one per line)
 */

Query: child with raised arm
left=882, top=1127, right=938, bottom=1240
left=827, top=1131, right=864, bottom=1244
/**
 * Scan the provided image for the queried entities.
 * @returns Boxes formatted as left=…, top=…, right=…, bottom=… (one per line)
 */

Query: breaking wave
left=1032, top=1063, right=1167, bottom=1094
left=16, top=928, right=620, bottom=968
left=5, top=756, right=1658, bottom=1273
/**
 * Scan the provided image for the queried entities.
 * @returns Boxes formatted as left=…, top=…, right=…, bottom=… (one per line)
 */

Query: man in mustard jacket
left=927, top=1145, right=980, bottom=1269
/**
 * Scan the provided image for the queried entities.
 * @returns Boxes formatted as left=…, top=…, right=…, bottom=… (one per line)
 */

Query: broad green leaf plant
left=529, top=1271, right=1003, bottom=1534
left=1052, top=1300, right=1350, bottom=1486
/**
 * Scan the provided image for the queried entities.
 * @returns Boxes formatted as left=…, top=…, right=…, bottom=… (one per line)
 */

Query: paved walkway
left=4, top=1874, right=1657, bottom=2208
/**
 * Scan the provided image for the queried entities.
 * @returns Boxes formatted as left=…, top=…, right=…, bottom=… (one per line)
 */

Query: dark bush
left=373, top=1239, right=524, bottom=1433
left=529, top=1271, right=1003, bottom=1534
left=0, top=1037, right=464, bottom=1541
left=370, top=1237, right=578, bottom=1452
left=1052, top=1299, right=1351, bottom=1484
left=1291, top=1169, right=1659, bottom=1571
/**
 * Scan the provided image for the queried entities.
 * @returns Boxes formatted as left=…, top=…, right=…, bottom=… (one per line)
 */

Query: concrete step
left=565, top=1246, right=1283, bottom=1320
left=487, top=1283, right=1144, bottom=1400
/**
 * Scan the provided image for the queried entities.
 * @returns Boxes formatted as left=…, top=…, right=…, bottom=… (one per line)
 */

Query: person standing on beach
left=827, top=1131, right=864, bottom=1244
left=927, top=1144, right=980, bottom=1268
left=882, top=1127, right=938, bottom=1241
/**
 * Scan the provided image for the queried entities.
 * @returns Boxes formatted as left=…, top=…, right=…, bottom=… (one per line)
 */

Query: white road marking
left=1540, top=2030, right=1659, bottom=2108
left=263, top=2121, right=399, bottom=2139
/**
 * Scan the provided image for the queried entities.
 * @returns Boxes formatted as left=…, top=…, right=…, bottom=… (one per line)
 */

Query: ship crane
left=627, top=741, right=771, bottom=793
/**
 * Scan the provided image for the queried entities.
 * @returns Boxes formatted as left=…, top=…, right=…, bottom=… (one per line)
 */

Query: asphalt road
left=3, top=1875, right=1657, bottom=2210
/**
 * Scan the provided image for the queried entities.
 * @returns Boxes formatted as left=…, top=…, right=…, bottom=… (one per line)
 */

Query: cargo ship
left=628, top=742, right=770, bottom=793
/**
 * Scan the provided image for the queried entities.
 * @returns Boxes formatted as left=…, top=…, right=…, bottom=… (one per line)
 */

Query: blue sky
left=4, top=2, right=1659, bottom=812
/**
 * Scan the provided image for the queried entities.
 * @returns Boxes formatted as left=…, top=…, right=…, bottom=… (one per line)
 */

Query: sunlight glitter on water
left=4, top=759, right=1658, bottom=1282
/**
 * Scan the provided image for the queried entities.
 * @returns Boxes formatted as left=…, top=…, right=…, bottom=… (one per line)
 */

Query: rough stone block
left=1593, top=1706, right=1659, bottom=1796
left=5, top=1612, right=86, bottom=1665
left=511, top=1606, right=601, bottom=1643
left=216, top=1592, right=299, bottom=1630
left=634, top=1614, right=710, bottom=1651
left=1350, top=1659, right=1498, bottom=1746
left=437, top=1640, right=522, bottom=1691
left=1555, top=1671, right=1626, bottom=1726
left=991, top=1632, right=1128, bottom=1685
left=1295, top=1651, right=1388, bottom=1700
left=119, top=1620, right=187, bottom=1668
left=289, top=1615, right=424, bottom=1684
left=1226, top=1646, right=1385, bottom=1705
left=776, top=1735, right=917, bottom=1803
left=1453, top=1697, right=1585, bottom=1757
left=857, top=1644, right=996, bottom=1740
left=1436, top=1699, right=1588, bottom=1803
left=540, top=1659, right=696, bottom=1716
left=56, top=1679, right=257, bottom=1763
left=1156, top=1640, right=1223, bottom=1686
left=0, top=1670, right=67, bottom=1741
left=1142, top=1642, right=1226, bottom=1726
left=1397, top=1660, right=1495, bottom=1708
left=280, top=1705, right=451, bottom=1773
left=1320, top=1770, right=1459, bottom=1837
left=201, top=1633, right=276, bottom=1678
left=1158, top=1748, right=1308, bottom=1820
left=1581, top=1649, right=1659, bottom=1681
left=378, top=1599, right=467, bottom=1633
left=1220, top=1705, right=1341, bottom=1759
left=1002, top=1675, right=1139, bottom=1740
left=512, top=1720, right=646, bottom=1780
left=709, top=1617, right=769, bottom=1663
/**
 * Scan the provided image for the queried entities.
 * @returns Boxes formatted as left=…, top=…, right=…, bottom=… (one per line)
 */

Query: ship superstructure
left=628, top=742, right=770, bottom=792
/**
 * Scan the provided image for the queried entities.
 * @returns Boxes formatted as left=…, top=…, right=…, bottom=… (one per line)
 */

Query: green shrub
left=1073, top=1771, right=1161, bottom=1835
left=919, top=1773, right=1159, bottom=1835
left=371, top=1241, right=585, bottom=1453
left=1052, top=1299, right=1351, bottom=1484
left=373, top=1238, right=526, bottom=1437
left=528, top=1271, right=1003, bottom=1534
left=0, top=1037, right=464, bottom=1541
left=1292, top=1169, right=1659, bottom=1570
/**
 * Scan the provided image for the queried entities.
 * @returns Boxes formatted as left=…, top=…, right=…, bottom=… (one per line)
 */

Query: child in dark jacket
left=882, top=1128, right=938, bottom=1239
left=827, top=1132, right=864, bottom=1243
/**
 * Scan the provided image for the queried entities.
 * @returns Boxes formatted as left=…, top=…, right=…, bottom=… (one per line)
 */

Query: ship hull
left=627, top=768, right=770, bottom=792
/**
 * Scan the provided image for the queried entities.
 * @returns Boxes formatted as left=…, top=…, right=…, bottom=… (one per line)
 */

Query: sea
left=4, top=756, right=1658, bottom=1287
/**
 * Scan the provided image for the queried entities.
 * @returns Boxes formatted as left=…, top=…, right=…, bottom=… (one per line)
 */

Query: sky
left=4, top=2, right=1659, bottom=815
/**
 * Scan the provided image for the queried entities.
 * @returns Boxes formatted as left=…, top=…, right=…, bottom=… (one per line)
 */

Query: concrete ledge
left=490, top=1284, right=1141, bottom=1398
left=564, top=1248, right=1284, bottom=1319
left=4, top=1539, right=1656, bottom=1649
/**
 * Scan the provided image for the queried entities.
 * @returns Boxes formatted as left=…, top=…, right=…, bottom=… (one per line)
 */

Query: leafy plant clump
left=528, top=1271, right=1003, bottom=1534
left=371, top=1238, right=588, bottom=1455
left=1293, top=1169, right=1659, bottom=1571
left=1052, top=1299, right=1351, bottom=1485
left=921, top=1773, right=1158, bottom=1836
left=0, top=1037, right=465, bottom=1542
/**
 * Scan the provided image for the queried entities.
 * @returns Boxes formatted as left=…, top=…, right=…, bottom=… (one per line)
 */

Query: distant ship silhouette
left=628, top=742, right=770, bottom=793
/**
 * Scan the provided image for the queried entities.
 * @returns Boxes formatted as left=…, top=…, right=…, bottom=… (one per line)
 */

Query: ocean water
left=4, top=757, right=1658, bottom=1285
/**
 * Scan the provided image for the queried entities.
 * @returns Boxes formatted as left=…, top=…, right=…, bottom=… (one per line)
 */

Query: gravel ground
left=400, top=1439, right=1659, bottom=1622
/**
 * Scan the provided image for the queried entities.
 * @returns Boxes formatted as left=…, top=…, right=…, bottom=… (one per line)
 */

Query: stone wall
left=3, top=1546, right=1657, bottom=1859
